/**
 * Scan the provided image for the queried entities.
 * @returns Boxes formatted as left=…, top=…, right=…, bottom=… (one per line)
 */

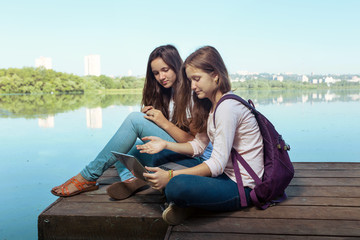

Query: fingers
left=136, top=141, right=150, bottom=153
left=144, top=109, right=160, bottom=117
left=143, top=168, right=161, bottom=190
left=141, top=136, right=153, bottom=141
left=142, top=106, right=153, bottom=113
left=145, top=166, right=159, bottom=172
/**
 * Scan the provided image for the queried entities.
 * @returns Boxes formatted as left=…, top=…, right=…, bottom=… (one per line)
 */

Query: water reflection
left=234, top=89, right=360, bottom=106
left=38, top=115, right=54, bottom=128
left=0, top=93, right=141, bottom=119
left=0, top=89, right=359, bottom=120
left=86, top=107, right=102, bottom=128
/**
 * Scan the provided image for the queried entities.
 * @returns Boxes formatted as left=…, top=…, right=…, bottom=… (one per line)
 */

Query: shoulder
left=216, top=95, right=247, bottom=115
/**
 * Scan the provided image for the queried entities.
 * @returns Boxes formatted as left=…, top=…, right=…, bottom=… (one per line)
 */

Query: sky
left=1, top=0, right=359, bottom=76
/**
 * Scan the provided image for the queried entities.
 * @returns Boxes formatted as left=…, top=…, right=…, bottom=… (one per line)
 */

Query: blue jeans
left=80, top=112, right=211, bottom=181
left=165, top=173, right=252, bottom=211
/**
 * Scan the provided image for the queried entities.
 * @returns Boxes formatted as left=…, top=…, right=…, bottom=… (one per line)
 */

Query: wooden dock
left=38, top=162, right=360, bottom=239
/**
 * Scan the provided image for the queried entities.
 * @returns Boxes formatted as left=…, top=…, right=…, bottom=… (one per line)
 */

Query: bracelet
left=168, top=169, right=174, bottom=180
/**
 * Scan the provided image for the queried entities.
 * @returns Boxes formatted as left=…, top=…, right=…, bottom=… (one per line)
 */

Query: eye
left=153, top=71, right=159, bottom=76
left=162, top=68, right=169, bottom=72
left=192, top=76, right=200, bottom=81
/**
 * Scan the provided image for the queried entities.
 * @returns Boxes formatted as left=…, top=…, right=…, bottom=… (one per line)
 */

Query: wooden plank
left=280, top=196, right=360, bottom=207
left=167, top=232, right=360, bottom=240
left=171, top=218, right=360, bottom=237
left=194, top=206, right=360, bottom=220
left=45, top=202, right=165, bottom=217
left=292, top=162, right=360, bottom=169
left=289, top=177, right=360, bottom=186
left=294, top=169, right=360, bottom=178
left=38, top=215, right=167, bottom=240
left=286, top=186, right=360, bottom=197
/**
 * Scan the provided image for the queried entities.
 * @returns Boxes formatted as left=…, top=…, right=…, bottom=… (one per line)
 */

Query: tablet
left=111, top=151, right=188, bottom=182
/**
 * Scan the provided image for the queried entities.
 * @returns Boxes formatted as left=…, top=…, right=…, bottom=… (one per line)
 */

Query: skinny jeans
left=165, top=173, right=252, bottom=211
left=80, top=112, right=209, bottom=181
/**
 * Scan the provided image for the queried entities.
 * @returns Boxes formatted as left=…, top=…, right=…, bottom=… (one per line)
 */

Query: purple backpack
left=214, top=94, right=294, bottom=210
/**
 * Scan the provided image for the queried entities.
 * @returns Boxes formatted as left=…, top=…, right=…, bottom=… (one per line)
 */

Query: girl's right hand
left=143, top=108, right=168, bottom=129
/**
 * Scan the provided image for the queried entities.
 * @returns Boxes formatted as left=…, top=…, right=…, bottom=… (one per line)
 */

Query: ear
left=213, top=74, right=219, bottom=84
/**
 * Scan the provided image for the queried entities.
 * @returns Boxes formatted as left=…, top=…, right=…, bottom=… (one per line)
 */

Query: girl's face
left=151, top=57, right=177, bottom=89
left=186, top=65, right=218, bottom=100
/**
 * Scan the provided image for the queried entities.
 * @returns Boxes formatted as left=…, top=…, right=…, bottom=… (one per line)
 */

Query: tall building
left=84, top=54, right=101, bottom=76
left=35, top=56, right=52, bottom=69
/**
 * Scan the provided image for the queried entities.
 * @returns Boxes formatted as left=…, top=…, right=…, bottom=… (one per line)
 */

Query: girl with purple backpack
left=137, top=46, right=265, bottom=225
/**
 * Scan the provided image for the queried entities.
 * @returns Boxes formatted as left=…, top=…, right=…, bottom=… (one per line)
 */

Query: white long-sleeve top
left=189, top=93, right=264, bottom=189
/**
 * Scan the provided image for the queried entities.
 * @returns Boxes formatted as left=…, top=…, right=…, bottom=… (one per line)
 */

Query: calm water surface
left=0, top=89, right=359, bottom=239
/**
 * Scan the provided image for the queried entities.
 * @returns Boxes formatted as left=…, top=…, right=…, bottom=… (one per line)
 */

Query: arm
left=204, top=99, right=241, bottom=177
left=142, top=107, right=195, bottom=143
left=136, top=136, right=194, bottom=156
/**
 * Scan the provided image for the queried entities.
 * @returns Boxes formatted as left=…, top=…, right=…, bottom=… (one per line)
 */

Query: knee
left=123, top=112, right=146, bottom=127
left=126, top=112, right=145, bottom=122
left=165, top=175, right=190, bottom=206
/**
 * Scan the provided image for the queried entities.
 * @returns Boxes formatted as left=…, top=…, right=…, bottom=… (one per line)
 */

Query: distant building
left=35, top=56, right=52, bottom=69
left=301, top=75, right=309, bottom=82
left=84, top=55, right=101, bottom=76
left=273, top=75, right=284, bottom=82
left=349, top=76, right=360, bottom=83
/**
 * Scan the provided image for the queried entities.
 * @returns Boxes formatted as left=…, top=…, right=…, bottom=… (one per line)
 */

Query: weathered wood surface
left=38, top=175, right=167, bottom=240
left=165, top=162, right=360, bottom=240
left=38, top=162, right=360, bottom=240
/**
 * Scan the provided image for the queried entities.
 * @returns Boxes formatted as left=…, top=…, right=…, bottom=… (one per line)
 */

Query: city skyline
left=1, top=0, right=359, bottom=76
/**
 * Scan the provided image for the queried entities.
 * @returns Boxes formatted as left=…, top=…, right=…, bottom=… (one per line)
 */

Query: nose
left=191, top=80, right=196, bottom=90
left=159, top=71, right=166, bottom=80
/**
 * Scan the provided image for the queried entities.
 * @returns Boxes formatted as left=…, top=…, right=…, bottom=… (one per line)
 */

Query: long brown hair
left=142, top=45, right=191, bottom=131
left=181, top=46, right=231, bottom=133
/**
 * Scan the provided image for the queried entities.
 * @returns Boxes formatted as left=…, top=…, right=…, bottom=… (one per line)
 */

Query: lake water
left=0, top=89, right=359, bottom=239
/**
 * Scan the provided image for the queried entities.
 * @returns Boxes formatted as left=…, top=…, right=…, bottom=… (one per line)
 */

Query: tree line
left=0, top=67, right=145, bottom=94
left=0, top=67, right=358, bottom=94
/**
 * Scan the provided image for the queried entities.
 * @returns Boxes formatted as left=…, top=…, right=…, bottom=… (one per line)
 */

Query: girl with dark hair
left=51, top=45, right=211, bottom=198
left=137, top=46, right=264, bottom=225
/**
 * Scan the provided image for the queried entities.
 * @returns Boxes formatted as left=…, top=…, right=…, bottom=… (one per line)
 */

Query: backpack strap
left=214, top=94, right=263, bottom=208
left=232, top=149, right=263, bottom=208
left=230, top=149, right=248, bottom=207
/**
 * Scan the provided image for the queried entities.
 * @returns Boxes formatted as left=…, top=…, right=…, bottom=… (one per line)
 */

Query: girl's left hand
left=137, top=136, right=166, bottom=154
left=143, top=166, right=170, bottom=190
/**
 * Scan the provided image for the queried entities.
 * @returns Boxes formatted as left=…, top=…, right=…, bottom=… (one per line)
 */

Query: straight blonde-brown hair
left=180, top=46, right=231, bottom=133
